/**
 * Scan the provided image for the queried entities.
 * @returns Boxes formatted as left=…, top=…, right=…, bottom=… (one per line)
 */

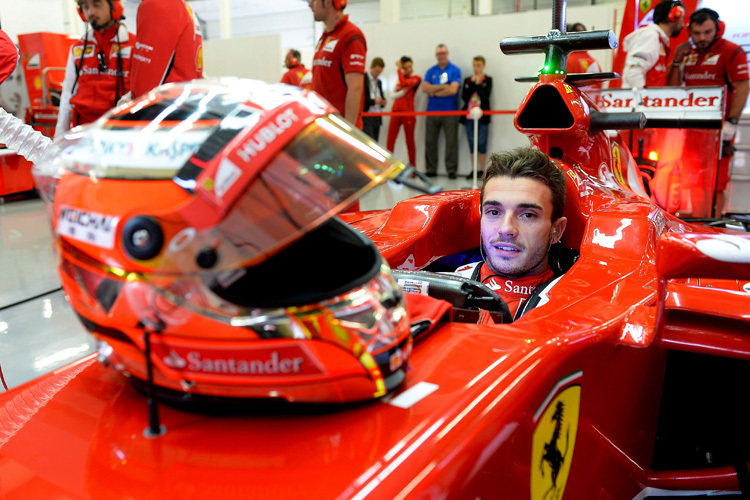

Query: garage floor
left=0, top=174, right=471, bottom=390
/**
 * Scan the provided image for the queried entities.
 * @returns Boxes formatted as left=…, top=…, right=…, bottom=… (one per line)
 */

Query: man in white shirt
left=622, top=0, right=685, bottom=89
left=363, top=57, right=386, bottom=141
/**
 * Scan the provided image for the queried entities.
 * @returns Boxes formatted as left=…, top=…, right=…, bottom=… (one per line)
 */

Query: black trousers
left=362, top=116, right=381, bottom=141
left=425, top=115, right=459, bottom=175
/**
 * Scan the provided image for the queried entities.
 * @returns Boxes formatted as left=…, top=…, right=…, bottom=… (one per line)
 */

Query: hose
left=0, top=107, right=59, bottom=164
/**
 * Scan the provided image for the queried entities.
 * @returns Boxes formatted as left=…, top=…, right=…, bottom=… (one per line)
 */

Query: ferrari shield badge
left=639, top=0, right=652, bottom=14
left=531, top=372, right=582, bottom=500
left=611, top=143, right=625, bottom=186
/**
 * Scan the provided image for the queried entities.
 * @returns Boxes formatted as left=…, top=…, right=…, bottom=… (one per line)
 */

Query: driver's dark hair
left=653, top=0, right=684, bottom=24
left=689, top=8, right=720, bottom=30
left=481, top=147, right=566, bottom=221
left=400, top=55, right=412, bottom=65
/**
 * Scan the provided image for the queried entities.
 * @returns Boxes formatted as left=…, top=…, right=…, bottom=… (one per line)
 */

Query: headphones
left=77, top=0, right=124, bottom=23
left=689, top=8, right=724, bottom=38
left=668, top=3, right=684, bottom=23
left=332, top=0, right=347, bottom=10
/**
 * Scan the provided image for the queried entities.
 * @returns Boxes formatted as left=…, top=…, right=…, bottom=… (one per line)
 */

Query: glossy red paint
left=0, top=33, right=77, bottom=197
left=354, top=190, right=481, bottom=270
left=0, top=152, right=35, bottom=196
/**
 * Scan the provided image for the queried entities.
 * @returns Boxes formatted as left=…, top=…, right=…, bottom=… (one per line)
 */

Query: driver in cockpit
left=455, top=147, right=568, bottom=317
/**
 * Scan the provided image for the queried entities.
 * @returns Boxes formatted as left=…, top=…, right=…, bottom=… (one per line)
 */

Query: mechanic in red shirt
left=386, top=56, right=421, bottom=166
left=280, top=49, right=312, bottom=89
left=0, top=29, right=18, bottom=86
left=129, top=0, right=203, bottom=98
left=309, top=0, right=367, bottom=129
left=667, top=8, right=749, bottom=216
left=454, top=147, right=568, bottom=318
left=566, top=23, right=603, bottom=90
left=55, top=0, right=133, bottom=138
left=622, top=0, right=685, bottom=89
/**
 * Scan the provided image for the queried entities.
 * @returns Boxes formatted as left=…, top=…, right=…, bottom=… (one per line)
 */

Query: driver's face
left=690, top=20, right=717, bottom=49
left=481, top=176, right=564, bottom=278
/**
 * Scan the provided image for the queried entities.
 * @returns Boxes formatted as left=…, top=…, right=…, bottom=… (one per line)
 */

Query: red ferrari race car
left=1, top=4, right=750, bottom=499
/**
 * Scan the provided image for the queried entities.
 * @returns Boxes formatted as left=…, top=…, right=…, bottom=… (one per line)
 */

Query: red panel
left=0, top=151, right=34, bottom=196
left=17, top=32, right=77, bottom=108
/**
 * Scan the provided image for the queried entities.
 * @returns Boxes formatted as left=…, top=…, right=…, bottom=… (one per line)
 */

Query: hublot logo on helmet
left=236, top=108, right=299, bottom=163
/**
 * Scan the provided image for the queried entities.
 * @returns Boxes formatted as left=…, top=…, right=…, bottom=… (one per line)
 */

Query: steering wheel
left=393, top=270, right=511, bottom=323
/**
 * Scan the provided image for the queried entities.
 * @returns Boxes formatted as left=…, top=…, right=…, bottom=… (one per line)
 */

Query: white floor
left=0, top=198, right=96, bottom=389
left=0, top=174, right=472, bottom=391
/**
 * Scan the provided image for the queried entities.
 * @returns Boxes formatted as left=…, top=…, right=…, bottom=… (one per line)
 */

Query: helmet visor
left=159, top=114, right=404, bottom=275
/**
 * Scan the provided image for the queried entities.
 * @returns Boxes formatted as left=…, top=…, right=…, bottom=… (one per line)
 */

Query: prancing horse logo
left=540, top=401, right=570, bottom=500
left=531, top=379, right=581, bottom=500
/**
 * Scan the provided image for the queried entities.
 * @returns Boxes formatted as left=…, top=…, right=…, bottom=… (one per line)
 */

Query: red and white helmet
left=34, top=78, right=412, bottom=403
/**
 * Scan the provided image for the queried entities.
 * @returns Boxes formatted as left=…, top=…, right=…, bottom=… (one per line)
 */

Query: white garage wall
left=0, top=0, right=80, bottom=41
left=0, top=0, right=139, bottom=42
left=203, top=34, right=282, bottom=82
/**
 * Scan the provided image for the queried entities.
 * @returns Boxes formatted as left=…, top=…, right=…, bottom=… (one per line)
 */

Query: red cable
left=0, top=361, right=8, bottom=391
left=361, top=109, right=516, bottom=117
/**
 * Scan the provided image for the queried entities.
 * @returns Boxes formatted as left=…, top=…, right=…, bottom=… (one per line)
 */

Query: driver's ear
left=552, top=217, right=567, bottom=244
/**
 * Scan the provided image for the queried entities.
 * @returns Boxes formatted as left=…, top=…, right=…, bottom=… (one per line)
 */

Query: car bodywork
left=1, top=6, right=750, bottom=500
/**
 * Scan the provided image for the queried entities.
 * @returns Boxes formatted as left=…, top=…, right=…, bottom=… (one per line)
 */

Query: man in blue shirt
left=421, top=44, right=461, bottom=178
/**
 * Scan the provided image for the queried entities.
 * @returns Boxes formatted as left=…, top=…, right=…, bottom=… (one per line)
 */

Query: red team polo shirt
left=566, top=51, right=603, bottom=89
left=281, top=64, right=312, bottom=89
left=130, top=0, right=203, bottom=98
left=682, top=38, right=749, bottom=115
left=682, top=37, right=749, bottom=190
left=311, top=15, right=367, bottom=129
left=0, top=29, right=18, bottom=85
left=56, top=23, right=134, bottom=137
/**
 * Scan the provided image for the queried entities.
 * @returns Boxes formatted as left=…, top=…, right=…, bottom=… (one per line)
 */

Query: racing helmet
left=33, top=78, right=412, bottom=403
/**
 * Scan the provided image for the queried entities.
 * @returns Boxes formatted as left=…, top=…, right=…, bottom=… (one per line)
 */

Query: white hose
left=0, top=107, right=59, bottom=164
